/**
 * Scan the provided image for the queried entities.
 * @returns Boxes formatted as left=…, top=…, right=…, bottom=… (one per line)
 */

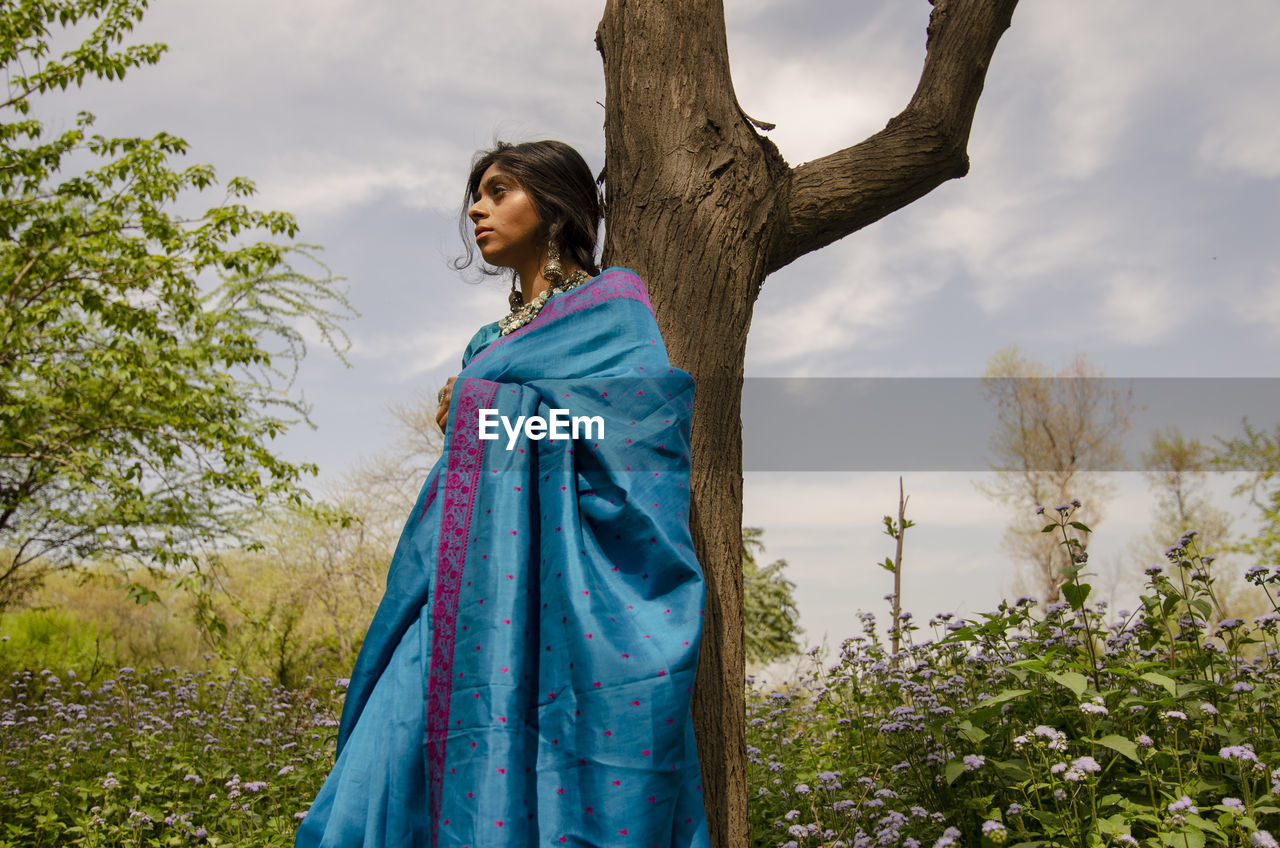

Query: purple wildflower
left=1220, top=744, right=1258, bottom=763
left=934, top=827, right=961, bottom=848
left=1071, top=756, right=1101, bottom=774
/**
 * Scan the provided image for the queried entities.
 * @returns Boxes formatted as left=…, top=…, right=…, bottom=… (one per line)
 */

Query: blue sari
left=295, top=268, right=710, bottom=848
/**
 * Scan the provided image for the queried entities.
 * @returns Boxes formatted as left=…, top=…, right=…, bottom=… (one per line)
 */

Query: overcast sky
left=45, top=1, right=1280, bottom=648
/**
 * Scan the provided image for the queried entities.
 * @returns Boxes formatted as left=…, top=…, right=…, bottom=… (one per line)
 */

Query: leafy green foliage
left=1218, top=420, right=1280, bottom=570
left=743, top=526, right=802, bottom=666
left=1, top=0, right=353, bottom=606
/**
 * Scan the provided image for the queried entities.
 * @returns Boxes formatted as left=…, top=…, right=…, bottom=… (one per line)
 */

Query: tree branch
left=767, top=0, right=1019, bottom=274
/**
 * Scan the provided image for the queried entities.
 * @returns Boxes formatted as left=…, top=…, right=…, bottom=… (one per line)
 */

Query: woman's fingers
left=435, top=376, right=457, bottom=432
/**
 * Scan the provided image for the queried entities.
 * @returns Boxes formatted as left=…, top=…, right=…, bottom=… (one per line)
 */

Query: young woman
left=295, top=140, right=710, bottom=848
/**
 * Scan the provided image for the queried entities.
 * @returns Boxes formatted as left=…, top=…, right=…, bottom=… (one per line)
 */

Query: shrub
left=0, top=663, right=344, bottom=847
left=748, top=504, right=1280, bottom=847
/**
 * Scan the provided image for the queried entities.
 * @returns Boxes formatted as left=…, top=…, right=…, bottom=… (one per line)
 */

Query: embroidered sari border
left=426, top=377, right=498, bottom=848
left=466, top=267, right=653, bottom=369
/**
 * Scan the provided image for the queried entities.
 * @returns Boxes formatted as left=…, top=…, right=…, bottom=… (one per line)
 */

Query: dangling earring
left=542, top=240, right=564, bottom=287
left=508, top=276, right=523, bottom=311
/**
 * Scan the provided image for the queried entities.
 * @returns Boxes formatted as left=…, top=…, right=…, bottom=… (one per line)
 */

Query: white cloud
left=747, top=237, right=945, bottom=368
left=1199, top=108, right=1280, bottom=179
left=1096, top=272, right=1179, bottom=347
left=350, top=290, right=498, bottom=380
left=726, top=5, right=920, bottom=167
left=1010, top=6, right=1183, bottom=180
left=256, top=152, right=460, bottom=218
left=1234, top=265, right=1280, bottom=336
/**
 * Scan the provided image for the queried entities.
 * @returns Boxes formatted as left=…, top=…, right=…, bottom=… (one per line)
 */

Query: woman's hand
left=435, top=376, right=458, bottom=432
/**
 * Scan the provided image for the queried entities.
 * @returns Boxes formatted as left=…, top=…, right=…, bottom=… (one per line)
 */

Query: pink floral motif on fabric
left=467, top=268, right=653, bottom=369
left=425, top=377, right=497, bottom=848
left=535, top=267, right=653, bottom=325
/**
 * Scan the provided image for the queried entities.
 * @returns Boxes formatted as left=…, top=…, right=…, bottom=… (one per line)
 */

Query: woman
left=295, top=140, right=710, bottom=848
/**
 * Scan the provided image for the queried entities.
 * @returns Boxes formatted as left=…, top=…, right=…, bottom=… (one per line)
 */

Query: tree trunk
left=596, top=2, right=1019, bottom=845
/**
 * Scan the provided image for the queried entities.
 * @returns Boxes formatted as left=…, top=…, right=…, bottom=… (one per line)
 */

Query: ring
left=437, top=385, right=448, bottom=404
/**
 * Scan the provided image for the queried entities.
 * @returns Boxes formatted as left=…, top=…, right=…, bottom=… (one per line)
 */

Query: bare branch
left=768, top=0, right=1019, bottom=273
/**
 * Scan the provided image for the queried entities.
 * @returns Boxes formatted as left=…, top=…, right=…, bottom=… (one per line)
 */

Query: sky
left=39, top=0, right=1280, bottom=649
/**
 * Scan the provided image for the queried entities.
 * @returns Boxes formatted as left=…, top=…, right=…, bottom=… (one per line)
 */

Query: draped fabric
left=295, top=268, right=709, bottom=848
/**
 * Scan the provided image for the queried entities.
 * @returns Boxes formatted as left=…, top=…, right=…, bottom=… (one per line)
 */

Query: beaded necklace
left=498, top=270, right=591, bottom=335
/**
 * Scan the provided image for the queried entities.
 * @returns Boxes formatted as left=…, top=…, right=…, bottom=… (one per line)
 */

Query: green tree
left=1108, top=426, right=1244, bottom=618
left=741, top=526, right=801, bottom=667
left=0, top=0, right=352, bottom=608
left=1217, top=419, right=1280, bottom=568
left=1142, top=426, right=1232, bottom=552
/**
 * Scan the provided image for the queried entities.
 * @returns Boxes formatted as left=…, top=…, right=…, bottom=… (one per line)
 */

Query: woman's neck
left=515, top=254, right=581, bottom=305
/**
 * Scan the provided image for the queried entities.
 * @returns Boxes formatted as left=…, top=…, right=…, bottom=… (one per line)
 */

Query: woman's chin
left=478, top=247, right=509, bottom=269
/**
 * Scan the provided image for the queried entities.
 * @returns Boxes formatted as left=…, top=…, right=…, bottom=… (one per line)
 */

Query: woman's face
left=467, top=164, right=542, bottom=271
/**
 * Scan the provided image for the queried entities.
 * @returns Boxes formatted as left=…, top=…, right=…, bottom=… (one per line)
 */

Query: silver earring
left=508, top=277, right=523, bottom=311
left=543, top=240, right=564, bottom=286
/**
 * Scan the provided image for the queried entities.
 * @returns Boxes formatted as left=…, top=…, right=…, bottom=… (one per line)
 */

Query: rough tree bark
left=595, top=1, right=1020, bottom=845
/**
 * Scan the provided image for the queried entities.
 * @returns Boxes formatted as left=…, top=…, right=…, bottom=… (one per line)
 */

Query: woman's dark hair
left=455, top=139, right=602, bottom=280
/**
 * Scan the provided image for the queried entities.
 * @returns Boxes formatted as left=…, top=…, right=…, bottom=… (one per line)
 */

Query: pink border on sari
left=465, top=267, right=654, bottom=370
left=425, top=377, right=498, bottom=848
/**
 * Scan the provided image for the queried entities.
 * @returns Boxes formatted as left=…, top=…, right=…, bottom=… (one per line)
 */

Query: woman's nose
left=468, top=201, right=484, bottom=222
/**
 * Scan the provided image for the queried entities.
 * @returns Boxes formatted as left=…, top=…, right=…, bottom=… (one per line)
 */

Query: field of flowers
left=0, top=663, right=342, bottom=847
left=749, top=506, right=1280, bottom=847
left=2, top=503, right=1279, bottom=846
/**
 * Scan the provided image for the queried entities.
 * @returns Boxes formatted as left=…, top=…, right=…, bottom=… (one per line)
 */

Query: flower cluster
left=746, top=519, right=1280, bottom=847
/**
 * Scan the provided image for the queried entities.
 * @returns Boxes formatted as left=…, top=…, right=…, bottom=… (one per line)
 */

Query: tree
left=1217, top=420, right=1280, bottom=568
left=595, top=2, right=1020, bottom=841
left=1130, top=426, right=1242, bottom=617
left=1142, top=427, right=1232, bottom=552
left=178, top=389, right=445, bottom=684
left=741, top=526, right=801, bottom=667
left=977, top=345, right=1134, bottom=604
left=0, top=0, right=352, bottom=608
